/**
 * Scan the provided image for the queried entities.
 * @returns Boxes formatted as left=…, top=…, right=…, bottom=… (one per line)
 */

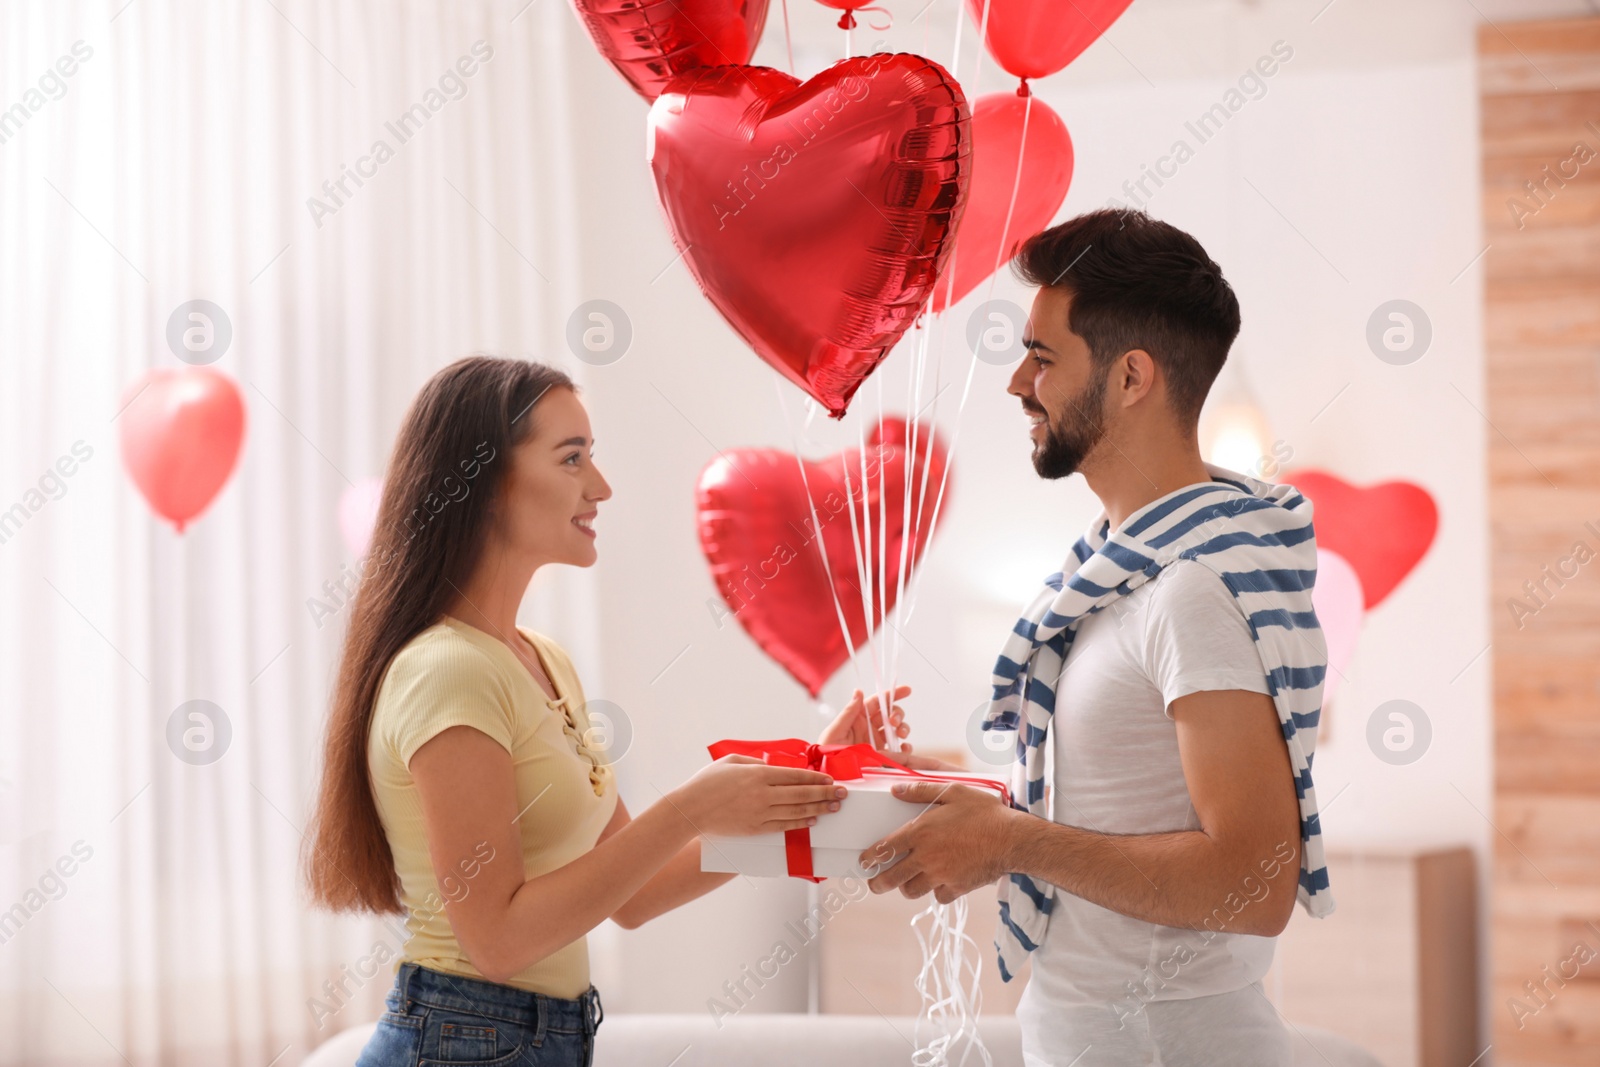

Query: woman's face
left=493, top=387, right=612, bottom=569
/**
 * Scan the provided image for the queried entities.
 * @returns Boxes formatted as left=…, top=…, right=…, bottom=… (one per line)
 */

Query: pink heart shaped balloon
left=339, top=477, right=385, bottom=557
left=1312, top=547, right=1364, bottom=710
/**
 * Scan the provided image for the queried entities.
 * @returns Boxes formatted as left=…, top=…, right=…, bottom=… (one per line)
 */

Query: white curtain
left=0, top=2, right=599, bottom=1063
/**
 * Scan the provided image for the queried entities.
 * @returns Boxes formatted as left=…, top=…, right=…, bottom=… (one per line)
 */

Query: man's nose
left=1007, top=359, right=1034, bottom=399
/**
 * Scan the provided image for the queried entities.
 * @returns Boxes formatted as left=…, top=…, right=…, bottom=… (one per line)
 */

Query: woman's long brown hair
left=304, top=356, right=575, bottom=913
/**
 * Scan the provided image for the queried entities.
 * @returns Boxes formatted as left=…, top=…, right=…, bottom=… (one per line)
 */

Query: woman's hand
left=818, top=686, right=960, bottom=771
left=821, top=685, right=912, bottom=751
left=674, top=755, right=845, bottom=836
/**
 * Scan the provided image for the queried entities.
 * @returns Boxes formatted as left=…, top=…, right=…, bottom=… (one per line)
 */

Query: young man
left=862, top=210, right=1334, bottom=1066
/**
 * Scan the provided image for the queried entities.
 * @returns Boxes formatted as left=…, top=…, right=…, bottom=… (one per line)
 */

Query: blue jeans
left=356, top=962, right=604, bottom=1067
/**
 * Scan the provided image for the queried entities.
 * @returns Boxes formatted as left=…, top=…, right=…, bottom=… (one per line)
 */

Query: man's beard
left=1031, top=369, right=1109, bottom=480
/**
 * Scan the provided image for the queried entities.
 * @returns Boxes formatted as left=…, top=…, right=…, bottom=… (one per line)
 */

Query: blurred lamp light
left=1199, top=376, right=1273, bottom=477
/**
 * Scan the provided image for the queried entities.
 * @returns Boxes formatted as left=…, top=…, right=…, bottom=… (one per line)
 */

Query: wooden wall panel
left=1481, top=15, right=1600, bottom=1067
left=1269, top=848, right=1477, bottom=1067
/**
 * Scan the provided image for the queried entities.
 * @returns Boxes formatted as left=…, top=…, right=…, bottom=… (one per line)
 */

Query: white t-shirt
left=1016, top=558, right=1294, bottom=1067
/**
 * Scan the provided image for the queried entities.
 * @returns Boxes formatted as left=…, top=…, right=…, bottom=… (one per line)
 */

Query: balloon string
left=780, top=0, right=795, bottom=75
left=902, top=10, right=994, bottom=1050
left=871, top=368, right=889, bottom=744
left=775, top=380, right=866, bottom=699
left=904, top=262, right=992, bottom=632
left=994, top=93, right=1033, bottom=280
left=900, top=315, right=947, bottom=631
left=855, top=5, right=892, bottom=31
left=900, top=313, right=979, bottom=634
left=855, top=415, right=887, bottom=734
left=972, top=0, right=994, bottom=90
left=837, top=422, right=881, bottom=736
left=875, top=373, right=892, bottom=747
left=888, top=316, right=927, bottom=707
left=891, top=301, right=939, bottom=695
left=902, top=299, right=945, bottom=636
left=911, top=899, right=993, bottom=1067
left=950, top=0, right=965, bottom=73
left=903, top=91, right=1037, bottom=632
left=937, top=0, right=980, bottom=317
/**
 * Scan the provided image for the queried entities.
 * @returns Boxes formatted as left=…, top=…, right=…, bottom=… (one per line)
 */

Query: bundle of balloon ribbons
left=568, top=1, right=1133, bottom=1063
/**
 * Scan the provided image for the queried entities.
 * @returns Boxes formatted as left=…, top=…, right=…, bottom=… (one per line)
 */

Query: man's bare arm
left=863, top=689, right=1303, bottom=937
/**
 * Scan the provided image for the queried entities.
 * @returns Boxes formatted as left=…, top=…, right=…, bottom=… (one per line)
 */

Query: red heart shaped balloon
left=696, top=418, right=951, bottom=697
left=1284, top=469, right=1438, bottom=610
left=119, top=367, right=247, bottom=532
left=648, top=55, right=972, bottom=418
left=965, top=0, right=1135, bottom=81
left=933, top=91, right=1073, bottom=312
left=568, top=0, right=770, bottom=102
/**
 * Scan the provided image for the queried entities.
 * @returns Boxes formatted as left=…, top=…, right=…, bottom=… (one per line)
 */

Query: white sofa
left=305, top=1012, right=1385, bottom=1066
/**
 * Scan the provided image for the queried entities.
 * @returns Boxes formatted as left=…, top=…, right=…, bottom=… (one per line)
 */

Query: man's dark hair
left=1013, top=209, right=1241, bottom=426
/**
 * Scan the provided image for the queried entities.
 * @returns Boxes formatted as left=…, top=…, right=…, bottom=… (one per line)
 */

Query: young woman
left=304, top=356, right=912, bottom=1067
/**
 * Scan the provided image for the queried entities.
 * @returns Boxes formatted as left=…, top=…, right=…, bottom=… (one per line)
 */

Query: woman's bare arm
left=409, top=726, right=839, bottom=982
left=597, top=799, right=753, bottom=929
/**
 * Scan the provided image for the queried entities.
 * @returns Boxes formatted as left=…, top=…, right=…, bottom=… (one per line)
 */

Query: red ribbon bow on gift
left=705, top=738, right=1012, bottom=881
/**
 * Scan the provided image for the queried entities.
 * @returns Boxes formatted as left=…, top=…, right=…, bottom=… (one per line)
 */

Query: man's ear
left=1117, top=349, right=1158, bottom=406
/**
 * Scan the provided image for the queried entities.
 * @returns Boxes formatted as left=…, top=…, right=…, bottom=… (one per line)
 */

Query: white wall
left=547, top=0, right=1556, bottom=1031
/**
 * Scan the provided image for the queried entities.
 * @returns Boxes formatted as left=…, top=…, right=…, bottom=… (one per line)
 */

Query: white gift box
left=700, top=768, right=1012, bottom=880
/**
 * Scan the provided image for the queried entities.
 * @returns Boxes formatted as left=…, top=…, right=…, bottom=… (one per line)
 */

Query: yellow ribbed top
left=368, top=616, right=617, bottom=997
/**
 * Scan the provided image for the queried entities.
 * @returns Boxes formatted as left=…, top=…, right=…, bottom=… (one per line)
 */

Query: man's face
left=1007, top=287, right=1110, bottom=480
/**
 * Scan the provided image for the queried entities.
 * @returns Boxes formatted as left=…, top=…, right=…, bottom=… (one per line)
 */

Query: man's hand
left=860, top=781, right=1022, bottom=904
